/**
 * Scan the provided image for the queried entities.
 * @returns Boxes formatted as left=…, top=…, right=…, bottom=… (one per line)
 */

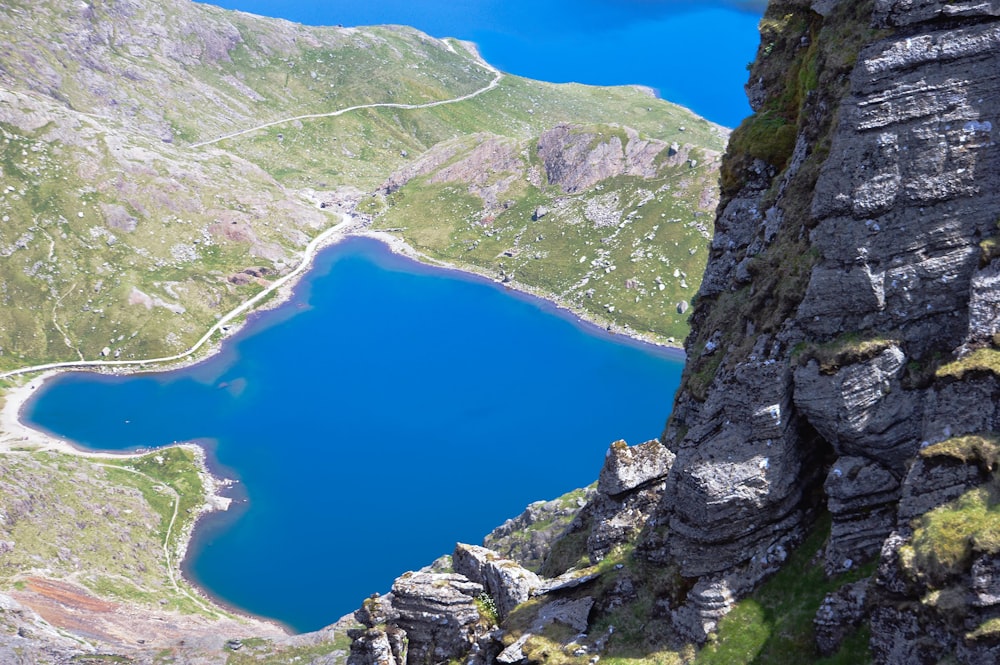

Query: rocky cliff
left=347, top=1, right=1000, bottom=663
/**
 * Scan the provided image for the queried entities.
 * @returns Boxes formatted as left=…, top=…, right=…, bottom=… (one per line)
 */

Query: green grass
left=793, top=333, right=897, bottom=373
left=968, top=617, right=1000, bottom=642
left=223, top=631, right=352, bottom=665
left=102, top=446, right=206, bottom=551
left=901, top=475, right=1000, bottom=586
left=369, top=125, right=721, bottom=344
left=920, top=434, right=1000, bottom=472
left=0, top=447, right=217, bottom=617
left=503, top=519, right=875, bottom=665
left=695, top=516, right=875, bottom=665
left=937, top=348, right=1000, bottom=380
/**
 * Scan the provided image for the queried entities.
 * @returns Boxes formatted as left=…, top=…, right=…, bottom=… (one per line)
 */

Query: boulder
left=587, top=481, right=665, bottom=562
left=390, top=572, right=487, bottom=665
left=347, top=627, right=405, bottom=665
left=535, top=597, right=594, bottom=633
left=453, top=544, right=540, bottom=619
left=597, top=439, right=674, bottom=497
left=354, top=593, right=398, bottom=628
left=793, top=347, right=919, bottom=472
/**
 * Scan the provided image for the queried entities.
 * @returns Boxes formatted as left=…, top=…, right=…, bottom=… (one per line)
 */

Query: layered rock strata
left=649, top=0, right=1000, bottom=654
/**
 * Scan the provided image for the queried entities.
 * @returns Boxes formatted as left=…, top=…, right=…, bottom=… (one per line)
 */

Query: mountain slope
left=0, top=0, right=725, bottom=371
left=0, top=0, right=729, bottom=661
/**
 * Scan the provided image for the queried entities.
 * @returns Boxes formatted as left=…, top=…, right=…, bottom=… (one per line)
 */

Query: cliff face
left=349, top=2, right=1000, bottom=663
left=650, top=0, right=1000, bottom=657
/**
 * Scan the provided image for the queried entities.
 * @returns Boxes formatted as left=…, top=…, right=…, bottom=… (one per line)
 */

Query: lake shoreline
left=0, top=375, right=296, bottom=638
left=0, top=212, right=685, bottom=636
left=350, top=227, right=686, bottom=359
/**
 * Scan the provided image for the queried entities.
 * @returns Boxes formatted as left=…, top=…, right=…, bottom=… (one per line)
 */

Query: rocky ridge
left=363, top=122, right=725, bottom=345
left=347, top=0, right=1000, bottom=662
left=346, top=439, right=675, bottom=665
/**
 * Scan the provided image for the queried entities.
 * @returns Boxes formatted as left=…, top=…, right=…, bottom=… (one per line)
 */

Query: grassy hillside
left=0, top=0, right=727, bottom=370
left=361, top=114, right=722, bottom=343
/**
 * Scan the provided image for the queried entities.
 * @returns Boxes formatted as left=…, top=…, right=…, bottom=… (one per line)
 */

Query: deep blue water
left=25, top=238, right=684, bottom=632
left=201, top=0, right=763, bottom=128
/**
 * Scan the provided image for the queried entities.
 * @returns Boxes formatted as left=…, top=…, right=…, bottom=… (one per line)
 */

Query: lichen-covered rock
left=814, top=578, right=869, bottom=657
left=897, top=454, right=985, bottom=522
left=586, top=481, right=665, bottom=562
left=656, top=359, right=816, bottom=578
left=347, top=627, right=405, bottom=665
left=793, top=346, right=918, bottom=473
left=354, top=593, right=399, bottom=629
left=597, top=439, right=674, bottom=497
left=869, top=603, right=951, bottom=664
left=483, top=487, right=596, bottom=572
left=452, top=544, right=540, bottom=620
left=390, top=572, right=488, bottom=665
left=535, top=597, right=594, bottom=633
left=824, top=457, right=900, bottom=573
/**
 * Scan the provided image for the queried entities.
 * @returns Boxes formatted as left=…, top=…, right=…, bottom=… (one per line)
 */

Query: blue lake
left=202, top=0, right=764, bottom=128
left=25, top=238, right=684, bottom=632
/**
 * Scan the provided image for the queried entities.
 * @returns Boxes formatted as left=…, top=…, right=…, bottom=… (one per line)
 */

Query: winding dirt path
left=190, top=58, right=502, bottom=148
left=0, top=47, right=503, bottom=382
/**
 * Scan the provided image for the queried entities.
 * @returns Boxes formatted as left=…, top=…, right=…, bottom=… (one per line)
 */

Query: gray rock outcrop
left=537, top=124, right=672, bottom=193
left=793, top=346, right=918, bottom=473
left=348, top=572, right=491, bottom=665
left=814, top=579, right=870, bottom=657
left=453, top=544, right=541, bottom=620
left=823, top=457, right=899, bottom=574
left=347, top=627, right=406, bottom=665
left=642, top=0, right=1000, bottom=657
left=390, top=572, right=488, bottom=665
left=597, top=439, right=674, bottom=497
left=483, top=487, right=596, bottom=572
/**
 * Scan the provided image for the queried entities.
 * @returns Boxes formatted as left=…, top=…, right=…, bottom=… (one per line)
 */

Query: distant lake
left=25, top=238, right=684, bottom=632
left=201, top=0, right=763, bottom=128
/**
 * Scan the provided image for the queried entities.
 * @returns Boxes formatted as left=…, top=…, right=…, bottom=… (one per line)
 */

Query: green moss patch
left=921, top=434, right=1000, bottom=473
left=901, top=482, right=1000, bottom=587
left=793, top=333, right=897, bottom=374
left=937, top=348, right=1000, bottom=380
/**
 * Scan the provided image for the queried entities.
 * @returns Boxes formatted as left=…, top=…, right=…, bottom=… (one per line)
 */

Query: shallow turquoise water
left=202, top=0, right=763, bottom=128
left=25, top=238, right=684, bottom=631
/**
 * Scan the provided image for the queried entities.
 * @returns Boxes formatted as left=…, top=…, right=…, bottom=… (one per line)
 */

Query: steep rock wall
left=643, top=0, right=1000, bottom=655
